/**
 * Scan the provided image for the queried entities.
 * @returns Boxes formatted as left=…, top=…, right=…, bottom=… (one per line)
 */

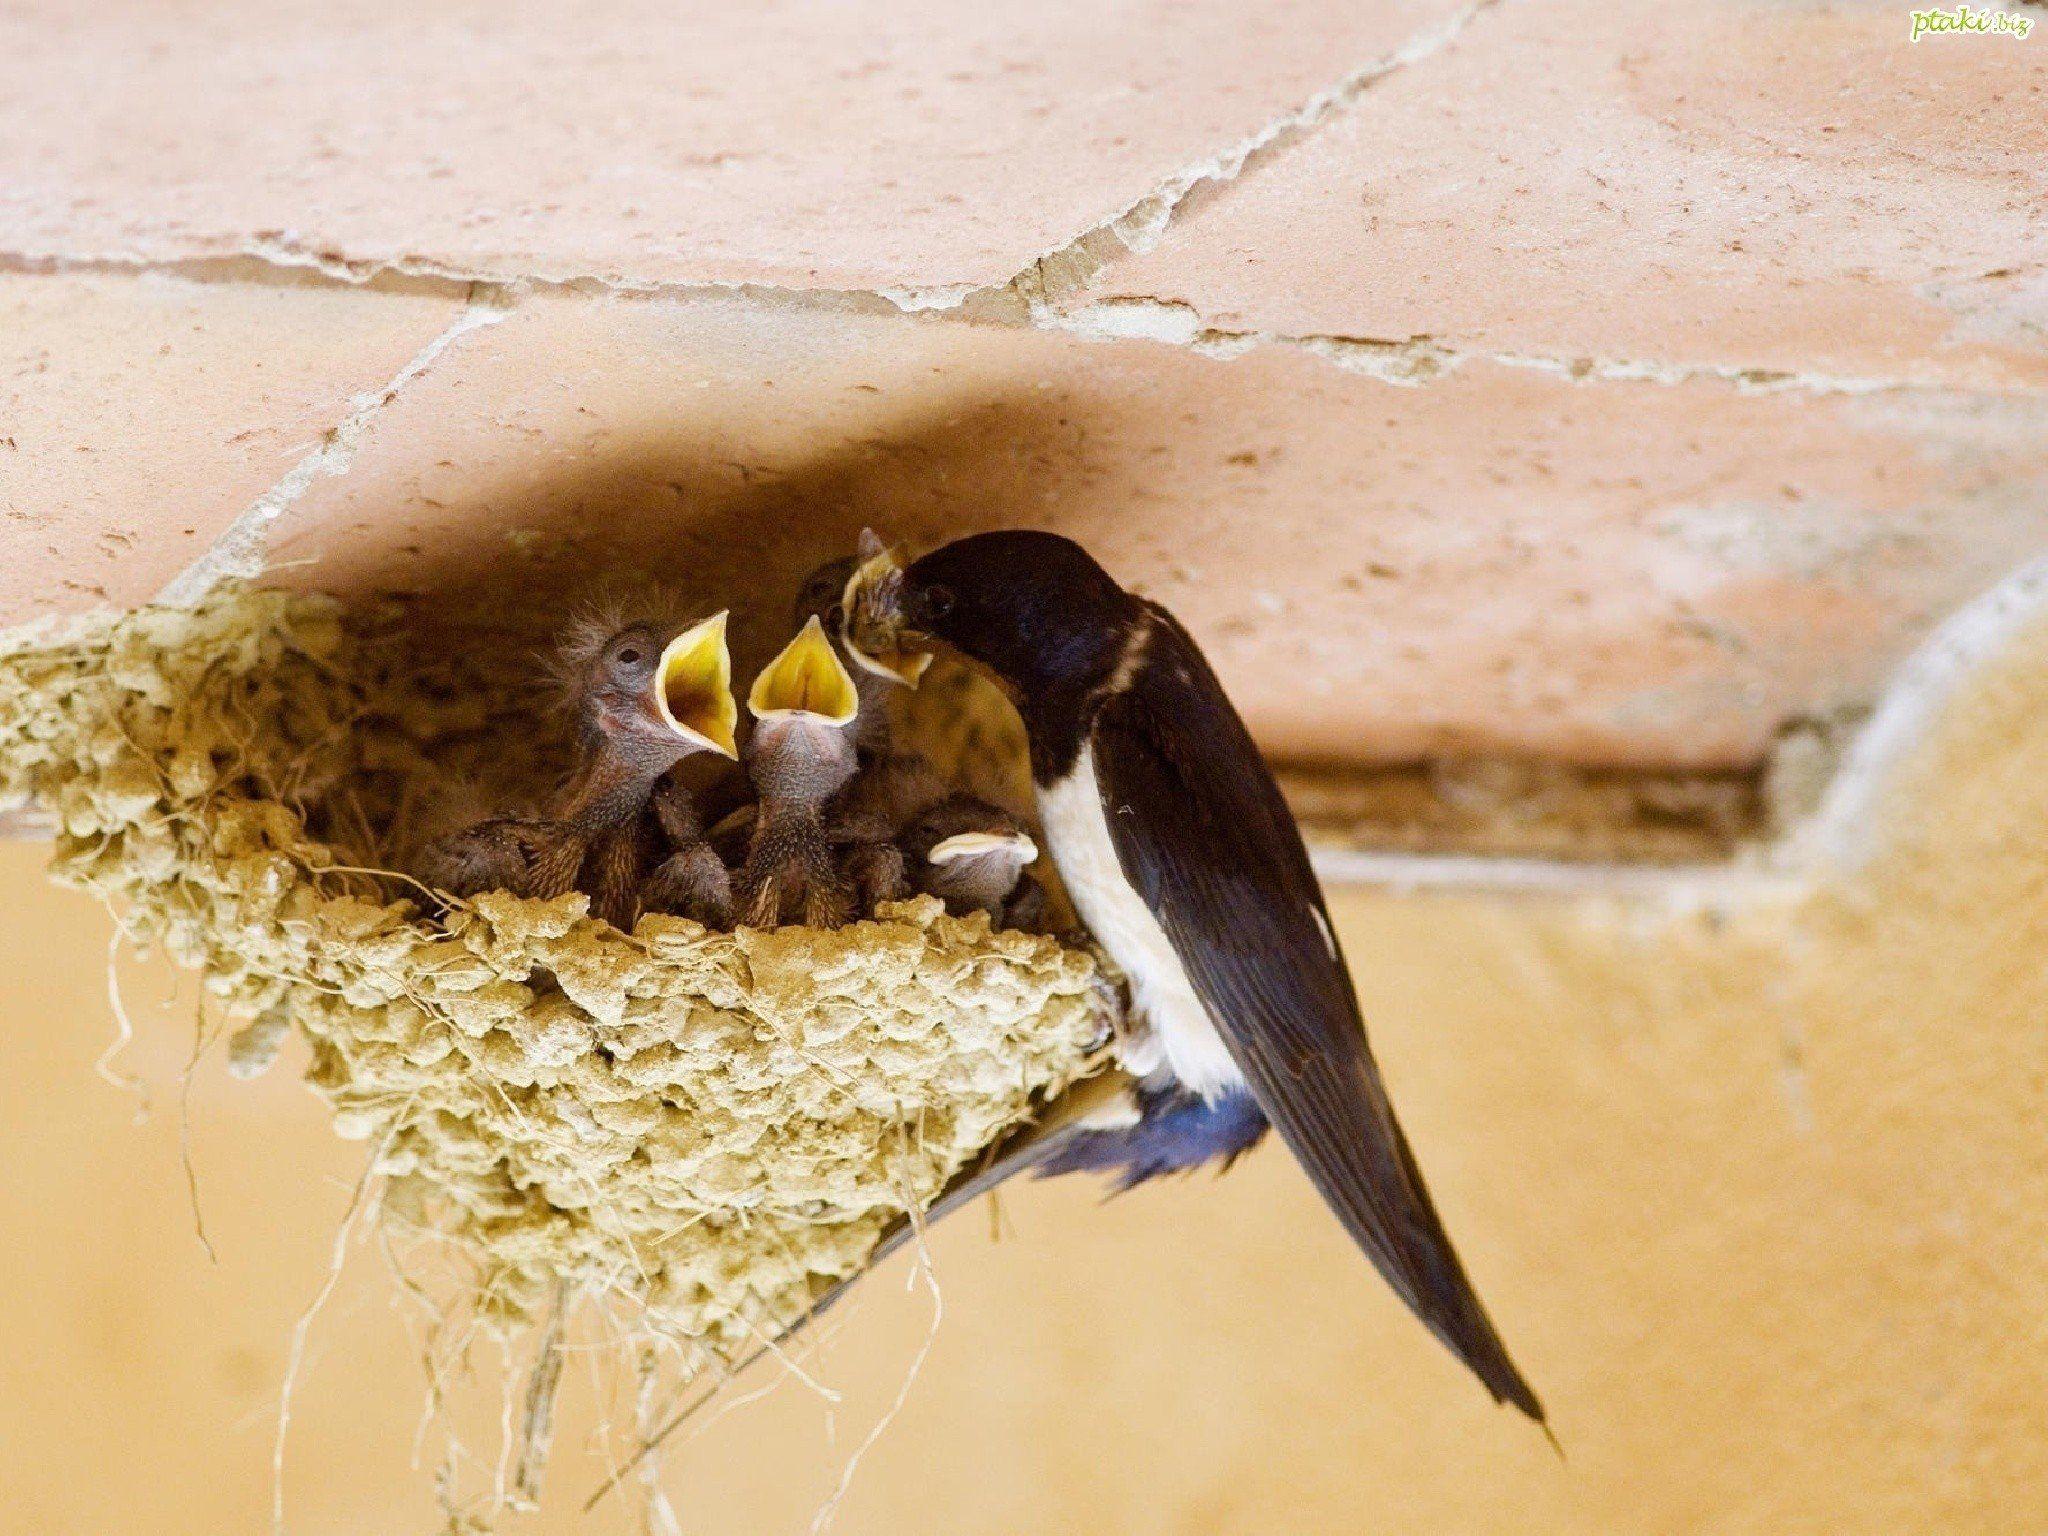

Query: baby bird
left=791, top=531, right=907, bottom=762
left=735, top=616, right=863, bottom=928
left=420, top=612, right=738, bottom=931
left=901, top=794, right=1044, bottom=927
left=793, top=537, right=939, bottom=912
left=641, top=770, right=734, bottom=928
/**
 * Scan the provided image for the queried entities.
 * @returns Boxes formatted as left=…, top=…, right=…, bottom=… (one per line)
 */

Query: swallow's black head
left=900, top=531, right=1137, bottom=698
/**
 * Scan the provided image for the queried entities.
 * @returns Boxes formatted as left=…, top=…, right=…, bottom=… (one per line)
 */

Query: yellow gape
left=747, top=614, right=860, bottom=723
left=654, top=610, right=738, bottom=758
left=840, top=543, right=934, bottom=688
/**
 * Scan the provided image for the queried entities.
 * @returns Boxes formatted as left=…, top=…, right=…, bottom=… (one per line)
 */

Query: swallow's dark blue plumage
left=843, top=529, right=1544, bottom=1421
left=1033, top=1080, right=1267, bottom=1187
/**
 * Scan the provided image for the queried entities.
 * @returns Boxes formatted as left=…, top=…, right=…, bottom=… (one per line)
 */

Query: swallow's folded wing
left=1089, top=604, right=1542, bottom=1419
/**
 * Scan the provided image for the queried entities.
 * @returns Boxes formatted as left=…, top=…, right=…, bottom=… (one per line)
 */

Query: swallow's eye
left=922, top=584, right=956, bottom=619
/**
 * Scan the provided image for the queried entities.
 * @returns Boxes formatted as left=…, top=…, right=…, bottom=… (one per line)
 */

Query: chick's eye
left=614, top=646, right=643, bottom=666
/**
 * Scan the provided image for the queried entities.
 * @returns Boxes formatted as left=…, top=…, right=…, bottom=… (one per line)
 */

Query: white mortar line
left=152, top=284, right=514, bottom=608
left=1307, top=848, right=1796, bottom=900
left=1045, top=296, right=2048, bottom=399
left=1013, top=0, right=1501, bottom=286
left=1487, top=349, right=1942, bottom=398
left=4, top=250, right=2037, bottom=404
left=0, top=246, right=910, bottom=315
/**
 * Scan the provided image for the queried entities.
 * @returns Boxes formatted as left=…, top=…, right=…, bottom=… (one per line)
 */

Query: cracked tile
left=0, top=272, right=464, bottom=631
left=0, top=0, right=1467, bottom=294
left=264, top=294, right=2048, bottom=770
left=1075, top=0, right=2048, bottom=391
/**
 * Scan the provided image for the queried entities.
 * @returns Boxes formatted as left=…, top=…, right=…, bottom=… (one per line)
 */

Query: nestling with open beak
left=832, top=530, right=1547, bottom=1425
left=734, top=615, right=863, bottom=929
left=900, top=793, right=1044, bottom=928
left=792, top=531, right=900, bottom=764
left=419, top=611, right=738, bottom=932
left=791, top=537, right=946, bottom=913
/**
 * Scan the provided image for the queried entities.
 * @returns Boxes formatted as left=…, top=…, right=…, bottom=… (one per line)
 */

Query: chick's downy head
left=555, top=608, right=738, bottom=774
left=793, top=553, right=857, bottom=631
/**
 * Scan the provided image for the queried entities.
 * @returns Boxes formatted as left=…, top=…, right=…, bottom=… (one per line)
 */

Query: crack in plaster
left=152, top=283, right=514, bottom=609
left=0, top=0, right=1508, bottom=330
left=994, top=0, right=1505, bottom=319
left=0, top=247, right=924, bottom=319
left=1046, top=296, right=2046, bottom=397
left=6, top=250, right=2019, bottom=404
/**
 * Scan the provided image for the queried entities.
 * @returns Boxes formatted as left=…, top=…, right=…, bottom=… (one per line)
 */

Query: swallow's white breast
left=1037, top=744, right=1244, bottom=1100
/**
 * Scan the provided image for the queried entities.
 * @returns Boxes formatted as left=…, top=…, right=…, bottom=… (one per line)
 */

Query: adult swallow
left=421, top=612, right=738, bottom=931
left=735, top=615, right=864, bottom=928
left=843, top=530, right=1543, bottom=1420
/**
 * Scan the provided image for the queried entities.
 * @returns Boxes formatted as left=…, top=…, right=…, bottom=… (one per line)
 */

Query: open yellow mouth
left=654, top=610, right=739, bottom=758
left=928, top=830, right=1038, bottom=866
left=748, top=615, right=860, bottom=724
left=840, top=545, right=933, bottom=688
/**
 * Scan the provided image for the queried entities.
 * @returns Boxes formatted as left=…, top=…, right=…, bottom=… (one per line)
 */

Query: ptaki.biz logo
left=1909, top=4, right=2034, bottom=39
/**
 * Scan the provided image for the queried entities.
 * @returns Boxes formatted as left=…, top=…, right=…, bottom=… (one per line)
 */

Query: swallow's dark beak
left=747, top=615, right=860, bottom=724
left=840, top=544, right=933, bottom=688
left=654, top=610, right=739, bottom=758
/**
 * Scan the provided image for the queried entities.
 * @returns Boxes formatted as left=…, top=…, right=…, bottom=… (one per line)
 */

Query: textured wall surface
left=3, top=0, right=2043, bottom=774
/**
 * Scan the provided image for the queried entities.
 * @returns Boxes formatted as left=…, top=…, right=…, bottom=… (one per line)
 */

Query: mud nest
left=0, top=587, right=1110, bottom=1490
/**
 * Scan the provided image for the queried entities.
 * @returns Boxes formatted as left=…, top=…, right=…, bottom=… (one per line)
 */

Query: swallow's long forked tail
left=584, top=1062, right=1549, bottom=1514
left=1070, top=602, right=1548, bottom=1425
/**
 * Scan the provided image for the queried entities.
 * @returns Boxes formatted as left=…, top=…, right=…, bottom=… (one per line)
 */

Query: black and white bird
left=841, top=529, right=1544, bottom=1421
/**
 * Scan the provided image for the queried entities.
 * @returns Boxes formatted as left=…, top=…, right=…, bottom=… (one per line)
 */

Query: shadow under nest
left=0, top=581, right=1114, bottom=1504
